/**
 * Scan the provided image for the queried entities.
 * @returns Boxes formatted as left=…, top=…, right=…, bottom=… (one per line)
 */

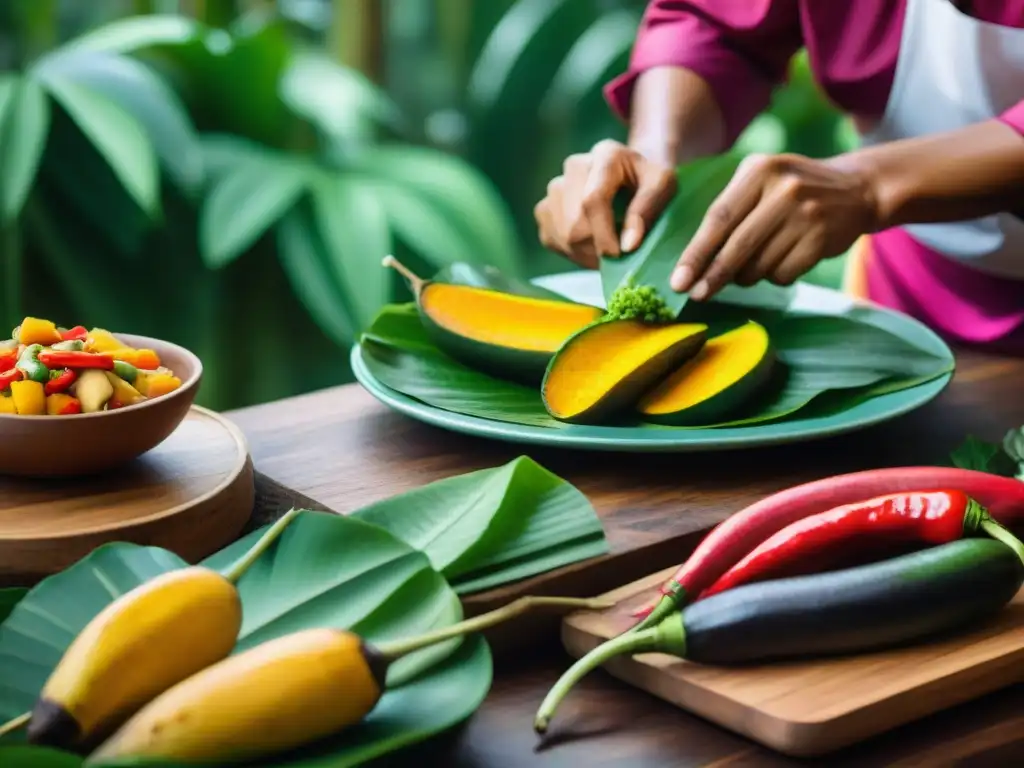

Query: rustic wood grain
left=560, top=567, right=1024, bottom=757
left=227, top=346, right=1024, bottom=766
left=0, top=407, right=254, bottom=586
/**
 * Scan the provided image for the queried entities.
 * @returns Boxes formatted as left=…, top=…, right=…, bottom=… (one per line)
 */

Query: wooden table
left=228, top=347, right=1024, bottom=766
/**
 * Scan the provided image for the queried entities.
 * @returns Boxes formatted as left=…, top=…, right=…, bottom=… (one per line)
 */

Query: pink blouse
left=603, top=0, right=1024, bottom=352
left=604, top=0, right=1024, bottom=143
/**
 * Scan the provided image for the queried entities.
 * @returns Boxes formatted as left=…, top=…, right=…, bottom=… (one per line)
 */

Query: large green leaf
left=467, top=0, right=579, bottom=111
left=539, top=9, right=641, bottom=123
left=0, top=746, right=82, bottom=767
left=32, top=49, right=202, bottom=194
left=311, top=173, right=392, bottom=331
left=363, top=178, right=484, bottom=274
left=199, top=133, right=283, bottom=180
left=63, top=15, right=202, bottom=55
left=0, top=589, right=26, bottom=626
left=200, top=159, right=307, bottom=268
left=37, top=75, right=160, bottom=217
left=0, top=511, right=492, bottom=766
left=0, top=76, right=50, bottom=222
left=281, top=50, right=400, bottom=141
left=353, top=145, right=522, bottom=278
left=600, top=153, right=746, bottom=316
left=361, top=335, right=560, bottom=429
left=351, top=456, right=607, bottom=593
left=0, top=76, right=14, bottom=121
left=277, top=202, right=357, bottom=344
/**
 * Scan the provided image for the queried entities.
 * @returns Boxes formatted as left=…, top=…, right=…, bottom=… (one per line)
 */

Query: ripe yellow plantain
left=28, top=566, right=242, bottom=752
left=87, top=628, right=385, bottom=764
left=86, top=594, right=617, bottom=765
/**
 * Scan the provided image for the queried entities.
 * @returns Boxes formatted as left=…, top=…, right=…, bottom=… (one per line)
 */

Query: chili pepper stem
left=222, top=507, right=303, bottom=584
left=534, top=613, right=687, bottom=735
left=630, top=580, right=686, bottom=633
left=375, top=596, right=615, bottom=662
left=963, top=497, right=988, bottom=533
left=381, top=255, right=426, bottom=297
left=630, top=593, right=678, bottom=633
left=979, top=517, right=1024, bottom=566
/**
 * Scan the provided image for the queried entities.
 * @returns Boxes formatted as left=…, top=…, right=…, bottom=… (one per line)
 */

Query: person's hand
left=534, top=140, right=678, bottom=268
left=670, top=152, right=881, bottom=300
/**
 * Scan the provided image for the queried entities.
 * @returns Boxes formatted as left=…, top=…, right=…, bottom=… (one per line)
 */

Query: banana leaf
left=599, top=152, right=746, bottom=317
left=350, top=456, right=608, bottom=594
left=0, top=512, right=491, bottom=766
left=357, top=264, right=952, bottom=430
left=0, top=589, right=26, bottom=626
left=208, top=458, right=607, bottom=597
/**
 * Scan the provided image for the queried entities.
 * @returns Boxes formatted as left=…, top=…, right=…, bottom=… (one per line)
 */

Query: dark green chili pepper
left=17, top=344, right=50, bottom=383
left=113, top=360, right=138, bottom=384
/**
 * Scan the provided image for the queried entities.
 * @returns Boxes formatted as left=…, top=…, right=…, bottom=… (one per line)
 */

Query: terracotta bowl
left=0, top=333, right=203, bottom=478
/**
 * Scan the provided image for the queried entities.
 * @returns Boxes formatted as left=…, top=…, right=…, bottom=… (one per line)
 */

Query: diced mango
left=86, top=328, right=130, bottom=354
left=133, top=349, right=161, bottom=370
left=17, top=317, right=62, bottom=346
left=136, top=372, right=182, bottom=399
left=11, top=380, right=45, bottom=415
left=103, top=371, right=145, bottom=406
left=46, top=393, right=81, bottom=415
left=0, top=394, right=15, bottom=414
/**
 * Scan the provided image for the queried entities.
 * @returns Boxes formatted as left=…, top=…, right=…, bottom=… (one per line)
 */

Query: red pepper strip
left=58, top=398, right=82, bottom=415
left=60, top=326, right=88, bottom=342
left=0, top=369, right=22, bottom=390
left=0, top=351, right=15, bottom=371
left=631, top=466, right=1024, bottom=629
left=700, top=490, right=1001, bottom=599
left=45, top=368, right=78, bottom=395
left=37, top=351, right=114, bottom=370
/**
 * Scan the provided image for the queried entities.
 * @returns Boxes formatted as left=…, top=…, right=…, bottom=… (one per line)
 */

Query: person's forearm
left=627, top=66, right=728, bottom=167
left=832, top=120, right=1024, bottom=231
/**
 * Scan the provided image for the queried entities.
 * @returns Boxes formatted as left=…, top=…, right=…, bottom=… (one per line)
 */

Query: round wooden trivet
left=0, top=406, right=254, bottom=586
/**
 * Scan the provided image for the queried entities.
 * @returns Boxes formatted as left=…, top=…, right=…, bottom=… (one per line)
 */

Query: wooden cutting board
left=560, top=567, right=1024, bottom=757
left=0, top=406, right=254, bottom=586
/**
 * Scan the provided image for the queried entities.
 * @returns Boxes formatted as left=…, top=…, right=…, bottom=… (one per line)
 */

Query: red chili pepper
left=631, top=466, right=1024, bottom=630
left=58, top=398, right=82, bottom=415
left=37, top=350, right=114, bottom=371
left=699, top=490, right=1013, bottom=599
left=107, top=398, right=124, bottom=410
left=0, top=369, right=22, bottom=390
left=45, top=368, right=78, bottom=395
left=60, top=326, right=88, bottom=342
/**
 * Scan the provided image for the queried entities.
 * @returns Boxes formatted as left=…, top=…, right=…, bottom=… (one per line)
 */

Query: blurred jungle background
left=0, top=0, right=857, bottom=411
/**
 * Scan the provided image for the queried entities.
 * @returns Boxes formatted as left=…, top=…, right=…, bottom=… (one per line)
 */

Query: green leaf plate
left=351, top=271, right=954, bottom=452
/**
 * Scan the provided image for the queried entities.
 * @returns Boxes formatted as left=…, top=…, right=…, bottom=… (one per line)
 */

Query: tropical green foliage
left=0, top=8, right=521, bottom=410
left=0, top=0, right=856, bottom=410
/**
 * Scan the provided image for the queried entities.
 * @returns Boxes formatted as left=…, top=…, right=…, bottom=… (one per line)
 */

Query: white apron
left=855, top=0, right=1024, bottom=280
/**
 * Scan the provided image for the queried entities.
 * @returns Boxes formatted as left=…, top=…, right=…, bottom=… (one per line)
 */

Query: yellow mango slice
left=11, top=380, right=46, bottom=415
left=17, top=318, right=62, bottom=346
